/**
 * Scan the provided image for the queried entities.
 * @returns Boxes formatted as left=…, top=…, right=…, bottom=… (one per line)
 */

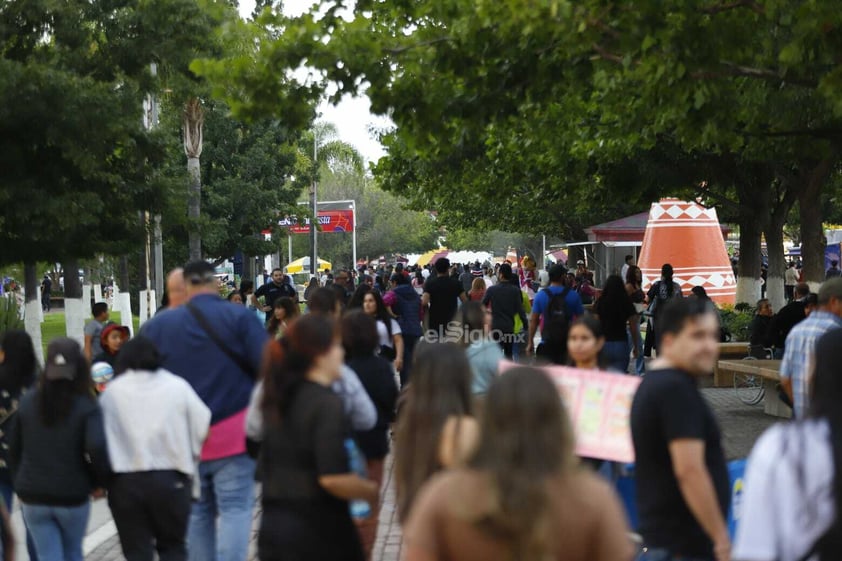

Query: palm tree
left=300, top=122, right=365, bottom=273
left=183, top=97, right=204, bottom=261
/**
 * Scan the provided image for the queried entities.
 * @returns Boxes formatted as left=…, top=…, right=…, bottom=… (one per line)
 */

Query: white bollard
left=24, top=299, right=44, bottom=366
left=64, top=298, right=87, bottom=348
left=139, top=290, right=148, bottom=328
left=117, top=293, right=134, bottom=337
left=36, top=286, right=44, bottom=323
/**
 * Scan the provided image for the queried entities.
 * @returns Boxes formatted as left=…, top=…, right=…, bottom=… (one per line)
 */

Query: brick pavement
left=78, top=386, right=777, bottom=560
left=371, top=454, right=402, bottom=561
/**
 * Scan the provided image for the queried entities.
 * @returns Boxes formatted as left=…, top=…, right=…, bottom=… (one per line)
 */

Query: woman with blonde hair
left=468, top=277, right=486, bottom=302
left=403, top=366, right=632, bottom=561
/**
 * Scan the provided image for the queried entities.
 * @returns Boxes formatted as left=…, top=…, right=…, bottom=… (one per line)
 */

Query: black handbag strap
left=186, top=302, right=255, bottom=379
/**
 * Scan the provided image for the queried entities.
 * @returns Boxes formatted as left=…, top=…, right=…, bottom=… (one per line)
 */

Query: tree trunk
left=23, top=264, right=37, bottom=304
left=243, top=254, right=255, bottom=285
left=187, top=155, right=202, bottom=261
left=798, top=155, right=837, bottom=290
left=62, top=257, right=86, bottom=345
left=119, top=256, right=130, bottom=292
left=799, top=195, right=824, bottom=291
left=735, top=210, right=763, bottom=305
left=139, top=213, right=148, bottom=291
left=183, top=97, right=204, bottom=262
left=764, top=220, right=788, bottom=313
left=63, top=257, right=82, bottom=299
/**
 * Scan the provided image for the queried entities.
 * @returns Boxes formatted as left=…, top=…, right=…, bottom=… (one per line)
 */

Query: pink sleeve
left=382, top=291, right=397, bottom=307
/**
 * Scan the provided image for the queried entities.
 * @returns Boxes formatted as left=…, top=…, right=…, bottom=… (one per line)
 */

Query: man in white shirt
left=483, top=267, right=495, bottom=288
left=785, top=262, right=799, bottom=301
left=100, top=337, right=211, bottom=560
left=621, top=255, right=634, bottom=283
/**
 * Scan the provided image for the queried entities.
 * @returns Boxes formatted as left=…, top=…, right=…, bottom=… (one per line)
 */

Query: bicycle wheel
left=734, top=373, right=766, bottom=405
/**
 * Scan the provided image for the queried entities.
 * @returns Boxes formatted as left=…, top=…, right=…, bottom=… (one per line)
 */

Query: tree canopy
left=196, top=0, right=842, bottom=291
left=0, top=0, right=237, bottom=266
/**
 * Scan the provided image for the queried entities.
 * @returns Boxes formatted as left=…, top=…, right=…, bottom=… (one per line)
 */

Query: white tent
left=446, top=251, right=493, bottom=265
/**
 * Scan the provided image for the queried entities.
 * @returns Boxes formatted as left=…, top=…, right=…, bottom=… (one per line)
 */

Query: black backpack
left=541, top=287, right=572, bottom=346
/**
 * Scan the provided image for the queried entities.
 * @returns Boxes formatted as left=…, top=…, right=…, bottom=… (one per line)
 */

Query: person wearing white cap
left=9, top=337, right=110, bottom=561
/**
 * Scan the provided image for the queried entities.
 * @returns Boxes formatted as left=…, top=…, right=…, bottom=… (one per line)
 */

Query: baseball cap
left=45, top=338, right=82, bottom=381
left=100, top=324, right=130, bottom=349
left=576, top=260, right=585, bottom=266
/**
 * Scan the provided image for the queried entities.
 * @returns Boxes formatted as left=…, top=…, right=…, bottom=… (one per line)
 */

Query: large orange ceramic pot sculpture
left=638, top=198, right=736, bottom=305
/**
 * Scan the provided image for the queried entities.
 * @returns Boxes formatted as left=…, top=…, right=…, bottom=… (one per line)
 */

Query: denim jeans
left=188, top=454, right=255, bottom=561
left=0, top=480, right=39, bottom=561
left=22, top=501, right=90, bottom=561
left=603, top=340, right=631, bottom=373
left=636, top=548, right=713, bottom=561
left=399, top=335, right=420, bottom=388
left=511, top=330, right=527, bottom=362
left=629, top=328, right=645, bottom=374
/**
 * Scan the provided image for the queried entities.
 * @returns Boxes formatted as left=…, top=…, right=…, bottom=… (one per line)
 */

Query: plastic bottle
left=344, top=438, right=371, bottom=519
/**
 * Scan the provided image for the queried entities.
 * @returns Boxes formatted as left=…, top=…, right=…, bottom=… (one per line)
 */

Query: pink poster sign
left=499, top=361, right=641, bottom=463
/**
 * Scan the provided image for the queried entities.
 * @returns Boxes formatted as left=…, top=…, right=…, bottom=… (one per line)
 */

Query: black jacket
left=10, top=392, right=110, bottom=506
left=749, top=315, right=773, bottom=347
left=766, top=301, right=806, bottom=349
left=391, top=285, right=423, bottom=338
left=346, top=355, right=398, bottom=460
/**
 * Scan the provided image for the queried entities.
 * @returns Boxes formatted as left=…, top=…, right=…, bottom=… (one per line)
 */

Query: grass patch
left=40, top=312, right=141, bottom=354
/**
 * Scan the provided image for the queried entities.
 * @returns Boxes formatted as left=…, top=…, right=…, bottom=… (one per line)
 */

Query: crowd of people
left=1, top=254, right=842, bottom=561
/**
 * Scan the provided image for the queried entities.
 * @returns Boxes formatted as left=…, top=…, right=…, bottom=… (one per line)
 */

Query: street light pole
left=351, top=200, right=357, bottom=271
left=310, top=131, right=319, bottom=276
left=143, top=62, right=162, bottom=315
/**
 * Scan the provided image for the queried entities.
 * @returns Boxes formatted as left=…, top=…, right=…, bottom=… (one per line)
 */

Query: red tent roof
left=585, top=213, right=650, bottom=242
left=585, top=211, right=730, bottom=242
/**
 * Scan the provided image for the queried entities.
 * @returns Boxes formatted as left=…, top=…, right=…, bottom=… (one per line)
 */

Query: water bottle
left=344, top=438, right=371, bottom=519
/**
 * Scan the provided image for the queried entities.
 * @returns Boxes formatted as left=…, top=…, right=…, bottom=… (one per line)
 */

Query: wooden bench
left=716, top=359, right=791, bottom=418
left=712, top=343, right=752, bottom=387
left=718, top=342, right=750, bottom=357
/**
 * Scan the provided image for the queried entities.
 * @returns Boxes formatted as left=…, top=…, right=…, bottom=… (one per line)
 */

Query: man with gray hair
left=780, top=277, right=842, bottom=418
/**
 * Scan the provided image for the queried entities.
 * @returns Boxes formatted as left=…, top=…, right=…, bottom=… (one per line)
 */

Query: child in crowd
left=266, top=297, right=299, bottom=340
left=93, top=325, right=130, bottom=367
left=227, top=292, right=244, bottom=305
left=84, top=302, right=110, bottom=362
left=92, top=325, right=130, bottom=393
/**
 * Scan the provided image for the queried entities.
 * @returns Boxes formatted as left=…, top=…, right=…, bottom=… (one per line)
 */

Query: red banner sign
left=281, top=209, right=354, bottom=234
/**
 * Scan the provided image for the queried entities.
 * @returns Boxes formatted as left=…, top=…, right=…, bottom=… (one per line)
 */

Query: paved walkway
left=9, top=386, right=775, bottom=560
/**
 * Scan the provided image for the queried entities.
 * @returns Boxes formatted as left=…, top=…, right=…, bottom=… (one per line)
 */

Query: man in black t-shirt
left=482, top=263, right=526, bottom=359
left=253, top=268, right=298, bottom=323
left=631, top=297, right=730, bottom=561
left=422, top=258, right=467, bottom=340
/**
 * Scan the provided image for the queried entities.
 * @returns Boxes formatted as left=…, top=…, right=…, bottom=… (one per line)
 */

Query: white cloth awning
left=603, top=241, right=642, bottom=248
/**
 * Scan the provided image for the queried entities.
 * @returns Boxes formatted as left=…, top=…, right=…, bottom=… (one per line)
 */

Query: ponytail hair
left=261, top=314, right=338, bottom=426
left=661, top=263, right=675, bottom=298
